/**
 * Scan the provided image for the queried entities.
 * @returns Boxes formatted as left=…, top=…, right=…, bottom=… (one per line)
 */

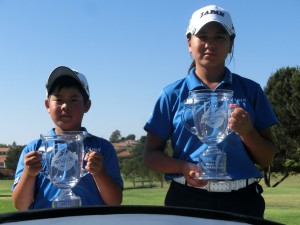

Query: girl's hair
left=187, top=34, right=235, bottom=73
left=47, top=76, right=90, bottom=103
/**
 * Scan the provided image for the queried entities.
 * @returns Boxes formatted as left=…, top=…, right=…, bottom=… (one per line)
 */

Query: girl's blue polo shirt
left=144, top=67, right=277, bottom=181
left=12, top=128, right=123, bottom=210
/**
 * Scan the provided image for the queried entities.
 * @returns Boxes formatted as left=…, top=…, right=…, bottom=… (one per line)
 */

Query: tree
left=6, top=145, right=25, bottom=171
left=126, top=134, right=136, bottom=141
left=121, top=143, right=147, bottom=187
left=12, top=141, right=17, bottom=147
left=139, top=136, right=146, bottom=143
left=121, top=142, right=165, bottom=188
left=121, top=137, right=174, bottom=188
left=109, top=129, right=122, bottom=143
left=264, top=66, right=300, bottom=186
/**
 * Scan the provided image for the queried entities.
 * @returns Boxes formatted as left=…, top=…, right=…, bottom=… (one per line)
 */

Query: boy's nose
left=62, top=103, right=71, bottom=112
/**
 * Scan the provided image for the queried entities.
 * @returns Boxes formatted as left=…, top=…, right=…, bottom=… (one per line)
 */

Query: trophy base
left=52, top=189, right=82, bottom=208
left=52, top=198, right=81, bottom=208
left=195, top=175, right=232, bottom=181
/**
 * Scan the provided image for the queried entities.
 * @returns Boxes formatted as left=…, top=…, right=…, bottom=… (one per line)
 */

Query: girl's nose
left=204, top=37, right=216, bottom=49
left=205, top=41, right=215, bottom=49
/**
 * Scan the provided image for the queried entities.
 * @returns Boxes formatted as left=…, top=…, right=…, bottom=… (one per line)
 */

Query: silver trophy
left=39, top=131, right=88, bottom=208
left=182, top=89, right=233, bottom=180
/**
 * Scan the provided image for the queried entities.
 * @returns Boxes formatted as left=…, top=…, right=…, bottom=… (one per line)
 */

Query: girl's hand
left=182, top=162, right=208, bottom=187
left=229, top=104, right=254, bottom=136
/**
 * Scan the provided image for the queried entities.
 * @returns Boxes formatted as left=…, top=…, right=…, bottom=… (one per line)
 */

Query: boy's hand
left=84, top=151, right=104, bottom=176
left=23, top=151, right=43, bottom=177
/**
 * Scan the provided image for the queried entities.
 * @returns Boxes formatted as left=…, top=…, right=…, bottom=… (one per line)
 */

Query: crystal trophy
left=39, top=131, right=88, bottom=208
left=182, top=89, right=233, bottom=180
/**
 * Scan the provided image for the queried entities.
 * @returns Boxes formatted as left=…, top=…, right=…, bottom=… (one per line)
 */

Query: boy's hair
left=47, top=76, right=90, bottom=103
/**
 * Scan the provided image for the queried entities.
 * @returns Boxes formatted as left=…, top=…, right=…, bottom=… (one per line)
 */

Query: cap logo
left=199, top=10, right=225, bottom=19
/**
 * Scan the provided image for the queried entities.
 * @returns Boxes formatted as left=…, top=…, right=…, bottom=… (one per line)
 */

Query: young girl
left=143, top=5, right=277, bottom=218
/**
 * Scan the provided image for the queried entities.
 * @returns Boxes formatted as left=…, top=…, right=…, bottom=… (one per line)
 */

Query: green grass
left=0, top=180, right=15, bottom=213
left=1, top=175, right=299, bottom=225
left=262, top=175, right=300, bottom=225
left=122, top=180, right=169, bottom=205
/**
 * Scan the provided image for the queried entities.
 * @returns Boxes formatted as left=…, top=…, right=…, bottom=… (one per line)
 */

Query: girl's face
left=188, top=22, right=232, bottom=69
left=45, top=87, right=91, bottom=133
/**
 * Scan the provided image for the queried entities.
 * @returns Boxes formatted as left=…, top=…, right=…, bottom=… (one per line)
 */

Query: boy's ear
left=45, top=99, right=50, bottom=113
left=84, top=100, right=91, bottom=113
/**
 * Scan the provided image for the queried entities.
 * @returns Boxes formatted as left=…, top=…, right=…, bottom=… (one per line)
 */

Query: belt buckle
left=207, top=181, right=232, bottom=192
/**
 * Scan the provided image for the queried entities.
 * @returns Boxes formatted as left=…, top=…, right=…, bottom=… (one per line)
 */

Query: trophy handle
left=81, top=150, right=90, bottom=178
left=80, top=168, right=89, bottom=177
left=181, top=105, right=197, bottom=135
left=37, top=148, right=50, bottom=179
left=227, top=103, right=236, bottom=135
left=79, top=132, right=90, bottom=178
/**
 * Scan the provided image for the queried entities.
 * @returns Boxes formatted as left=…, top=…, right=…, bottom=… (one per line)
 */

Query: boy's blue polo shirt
left=144, top=67, right=277, bottom=181
left=12, top=128, right=123, bottom=210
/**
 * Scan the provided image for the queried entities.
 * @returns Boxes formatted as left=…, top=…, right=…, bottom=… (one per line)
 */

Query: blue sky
left=0, top=0, right=299, bottom=145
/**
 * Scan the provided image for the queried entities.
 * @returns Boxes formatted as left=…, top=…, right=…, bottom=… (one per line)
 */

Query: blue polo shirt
left=12, top=128, right=123, bottom=210
left=144, top=67, right=277, bottom=180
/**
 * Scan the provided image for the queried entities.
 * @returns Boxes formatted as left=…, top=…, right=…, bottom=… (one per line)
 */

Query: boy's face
left=45, top=86, right=91, bottom=133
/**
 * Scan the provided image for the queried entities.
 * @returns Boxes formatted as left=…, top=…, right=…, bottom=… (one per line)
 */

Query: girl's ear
left=229, top=42, right=233, bottom=53
left=187, top=38, right=192, bottom=53
left=84, top=100, right=92, bottom=113
left=229, top=37, right=234, bottom=53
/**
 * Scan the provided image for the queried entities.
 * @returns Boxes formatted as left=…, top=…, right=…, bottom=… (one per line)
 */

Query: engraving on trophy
left=201, top=103, right=226, bottom=129
left=51, top=148, right=78, bottom=172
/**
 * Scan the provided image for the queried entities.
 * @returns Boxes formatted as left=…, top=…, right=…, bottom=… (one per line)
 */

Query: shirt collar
left=187, top=67, right=232, bottom=91
left=48, top=127, right=92, bottom=138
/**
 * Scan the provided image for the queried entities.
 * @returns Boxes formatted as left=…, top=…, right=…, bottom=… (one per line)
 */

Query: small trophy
left=39, top=131, right=88, bottom=208
left=182, top=89, right=233, bottom=180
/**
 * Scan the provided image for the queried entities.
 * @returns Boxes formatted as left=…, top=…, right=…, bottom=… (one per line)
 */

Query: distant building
left=0, top=148, right=9, bottom=168
left=112, top=140, right=139, bottom=158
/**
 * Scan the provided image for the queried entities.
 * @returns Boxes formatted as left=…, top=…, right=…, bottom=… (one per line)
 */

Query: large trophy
left=39, top=131, right=88, bottom=208
left=182, top=89, right=233, bottom=180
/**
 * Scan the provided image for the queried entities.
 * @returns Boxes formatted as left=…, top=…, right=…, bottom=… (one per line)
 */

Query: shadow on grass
left=0, top=195, right=11, bottom=197
left=124, top=184, right=158, bottom=190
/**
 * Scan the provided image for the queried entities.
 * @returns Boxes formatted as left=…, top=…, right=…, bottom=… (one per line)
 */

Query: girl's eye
left=216, top=35, right=227, bottom=40
left=196, top=33, right=228, bottom=41
left=196, top=33, right=206, bottom=38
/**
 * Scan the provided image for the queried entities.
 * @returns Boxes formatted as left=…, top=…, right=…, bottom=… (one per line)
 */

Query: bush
left=0, top=169, right=14, bottom=179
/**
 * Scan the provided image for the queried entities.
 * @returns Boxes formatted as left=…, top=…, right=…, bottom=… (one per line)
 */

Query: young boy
left=12, top=66, right=123, bottom=210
